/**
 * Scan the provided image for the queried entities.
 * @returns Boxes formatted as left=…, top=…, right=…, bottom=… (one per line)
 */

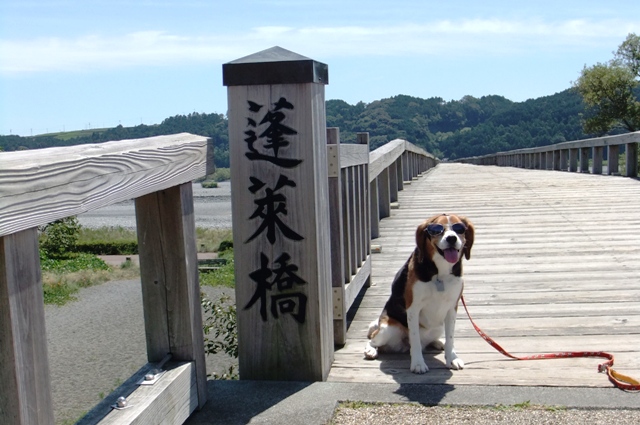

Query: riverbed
left=77, top=181, right=233, bottom=229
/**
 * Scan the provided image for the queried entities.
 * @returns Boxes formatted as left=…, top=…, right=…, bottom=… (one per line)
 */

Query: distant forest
left=0, top=88, right=627, bottom=167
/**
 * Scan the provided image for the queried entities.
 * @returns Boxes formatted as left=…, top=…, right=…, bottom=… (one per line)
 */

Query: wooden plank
left=346, top=167, right=357, bottom=277
left=0, top=228, right=54, bottom=425
left=0, top=133, right=212, bottom=237
left=327, top=128, right=347, bottom=345
left=98, top=362, right=197, bottom=425
left=135, top=183, right=207, bottom=409
left=342, top=167, right=354, bottom=280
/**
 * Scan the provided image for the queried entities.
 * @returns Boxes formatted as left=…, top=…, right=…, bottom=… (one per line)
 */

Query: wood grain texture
left=98, top=362, right=197, bottom=425
left=0, top=133, right=212, bottom=236
left=135, top=183, right=207, bottom=409
left=227, top=83, right=333, bottom=381
left=0, top=228, right=54, bottom=425
left=328, top=163, right=640, bottom=388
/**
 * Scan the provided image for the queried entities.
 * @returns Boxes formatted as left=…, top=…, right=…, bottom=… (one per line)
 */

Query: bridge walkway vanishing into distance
left=327, top=162, right=640, bottom=388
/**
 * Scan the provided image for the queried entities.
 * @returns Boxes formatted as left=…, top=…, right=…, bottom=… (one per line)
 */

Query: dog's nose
left=446, top=235, right=457, bottom=245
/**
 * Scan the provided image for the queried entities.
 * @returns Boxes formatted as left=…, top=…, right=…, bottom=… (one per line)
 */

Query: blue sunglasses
left=426, top=222, right=466, bottom=237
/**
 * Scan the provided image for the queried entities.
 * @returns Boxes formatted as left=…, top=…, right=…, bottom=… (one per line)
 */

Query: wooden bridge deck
left=328, top=163, right=640, bottom=387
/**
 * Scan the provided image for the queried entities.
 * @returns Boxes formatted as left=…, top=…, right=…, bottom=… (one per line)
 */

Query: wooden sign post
left=223, top=47, right=334, bottom=381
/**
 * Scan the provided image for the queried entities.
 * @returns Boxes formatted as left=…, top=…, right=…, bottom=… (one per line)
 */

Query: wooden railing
left=0, top=133, right=212, bottom=425
left=456, top=131, right=640, bottom=177
left=0, top=127, right=437, bottom=423
left=327, top=129, right=437, bottom=345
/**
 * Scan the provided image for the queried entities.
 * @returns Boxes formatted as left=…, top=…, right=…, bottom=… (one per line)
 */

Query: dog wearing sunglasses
left=364, top=213, right=474, bottom=373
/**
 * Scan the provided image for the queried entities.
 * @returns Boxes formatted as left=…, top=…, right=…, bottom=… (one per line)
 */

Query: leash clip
left=598, top=364, right=608, bottom=373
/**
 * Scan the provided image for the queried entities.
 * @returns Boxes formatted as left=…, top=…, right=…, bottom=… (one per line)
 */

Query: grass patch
left=78, top=226, right=137, bottom=244
left=42, top=254, right=140, bottom=305
left=199, top=249, right=235, bottom=288
left=41, top=252, right=110, bottom=273
left=40, top=226, right=234, bottom=305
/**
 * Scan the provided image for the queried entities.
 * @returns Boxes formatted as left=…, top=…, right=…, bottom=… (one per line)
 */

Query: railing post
left=326, top=128, right=347, bottom=345
left=0, top=228, right=54, bottom=425
left=395, top=155, right=404, bottom=192
left=355, top=135, right=368, bottom=266
left=593, top=146, right=604, bottom=174
left=626, top=142, right=638, bottom=177
left=378, top=167, right=391, bottom=219
left=402, top=152, right=410, bottom=182
left=553, top=149, right=561, bottom=171
left=223, top=47, right=333, bottom=381
left=607, top=145, right=619, bottom=175
left=580, top=147, right=590, bottom=173
left=569, top=148, right=579, bottom=172
left=134, top=183, right=208, bottom=408
left=389, top=159, right=399, bottom=203
left=560, top=149, right=568, bottom=171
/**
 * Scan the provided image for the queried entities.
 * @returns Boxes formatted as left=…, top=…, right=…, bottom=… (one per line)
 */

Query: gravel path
left=330, top=404, right=640, bottom=424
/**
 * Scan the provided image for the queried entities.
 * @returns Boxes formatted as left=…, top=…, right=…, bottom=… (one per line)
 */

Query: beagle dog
left=364, top=214, right=474, bottom=374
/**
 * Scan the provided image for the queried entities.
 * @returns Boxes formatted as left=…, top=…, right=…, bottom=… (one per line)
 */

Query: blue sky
left=1, top=0, right=639, bottom=136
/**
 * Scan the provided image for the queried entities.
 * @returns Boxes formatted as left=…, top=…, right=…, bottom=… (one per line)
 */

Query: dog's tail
left=366, top=319, right=379, bottom=339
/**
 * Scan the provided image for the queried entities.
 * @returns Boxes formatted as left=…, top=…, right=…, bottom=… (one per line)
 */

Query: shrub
left=209, top=168, right=230, bottom=182
left=218, top=240, right=233, bottom=252
left=40, top=216, right=81, bottom=258
left=74, top=241, right=138, bottom=255
left=201, top=181, right=218, bottom=189
left=201, top=293, right=238, bottom=379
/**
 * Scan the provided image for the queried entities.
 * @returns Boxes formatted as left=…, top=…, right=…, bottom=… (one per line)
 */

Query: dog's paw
left=410, top=359, right=429, bottom=374
left=447, top=357, right=465, bottom=370
left=364, top=342, right=378, bottom=360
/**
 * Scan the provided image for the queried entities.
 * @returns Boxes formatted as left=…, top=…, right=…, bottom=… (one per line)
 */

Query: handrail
left=369, top=138, right=436, bottom=183
left=0, top=133, right=213, bottom=237
left=455, top=131, right=639, bottom=177
left=0, top=133, right=212, bottom=425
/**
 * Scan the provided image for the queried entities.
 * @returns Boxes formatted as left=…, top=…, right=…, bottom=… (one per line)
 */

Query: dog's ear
left=460, top=216, right=475, bottom=260
left=415, top=220, right=430, bottom=262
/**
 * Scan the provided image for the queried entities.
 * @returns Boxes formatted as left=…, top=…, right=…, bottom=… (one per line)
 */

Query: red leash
left=460, top=295, right=640, bottom=391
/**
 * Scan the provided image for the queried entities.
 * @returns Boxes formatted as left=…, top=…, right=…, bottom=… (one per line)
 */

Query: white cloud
left=1, top=18, right=637, bottom=75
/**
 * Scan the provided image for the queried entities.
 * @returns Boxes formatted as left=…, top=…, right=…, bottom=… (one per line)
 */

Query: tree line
left=0, top=90, right=591, bottom=164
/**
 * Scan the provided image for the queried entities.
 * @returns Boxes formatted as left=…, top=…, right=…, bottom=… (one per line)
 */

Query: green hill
left=0, top=88, right=607, bottom=164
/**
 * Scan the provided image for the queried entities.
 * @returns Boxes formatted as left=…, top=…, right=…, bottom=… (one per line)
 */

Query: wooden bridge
left=328, top=160, right=640, bottom=387
left=2, top=46, right=640, bottom=424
